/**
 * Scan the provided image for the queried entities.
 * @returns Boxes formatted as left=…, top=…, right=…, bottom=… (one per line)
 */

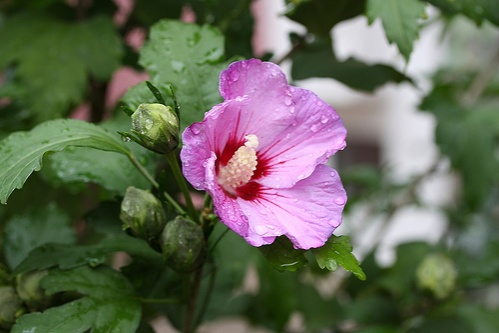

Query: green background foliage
left=0, top=0, right=498, bottom=332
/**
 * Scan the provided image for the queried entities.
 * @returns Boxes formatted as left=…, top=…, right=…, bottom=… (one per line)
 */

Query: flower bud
left=120, top=186, right=167, bottom=240
left=16, top=270, right=49, bottom=310
left=416, top=253, right=457, bottom=299
left=161, top=216, right=206, bottom=273
left=131, top=103, right=179, bottom=154
left=0, top=286, right=24, bottom=330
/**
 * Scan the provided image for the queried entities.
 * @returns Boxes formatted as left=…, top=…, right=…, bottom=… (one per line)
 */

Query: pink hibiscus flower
left=180, top=59, right=347, bottom=250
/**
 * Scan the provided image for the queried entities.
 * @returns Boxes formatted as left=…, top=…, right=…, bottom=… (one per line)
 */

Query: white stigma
left=218, top=134, right=259, bottom=194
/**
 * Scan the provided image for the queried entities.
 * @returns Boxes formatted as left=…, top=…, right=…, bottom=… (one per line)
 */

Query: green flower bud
left=131, top=103, right=179, bottom=154
left=416, top=253, right=457, bottom=299
left=0, top=286, right=24, bottom=330
left=161, top=216, right=206, bottom=273
left=16, top=270, right=49, bottom=310
left=120, top=186, right=167, bottom=240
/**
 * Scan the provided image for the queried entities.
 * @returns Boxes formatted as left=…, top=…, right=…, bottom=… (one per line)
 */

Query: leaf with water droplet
left=3, top=204, right=75, bottom=270
left=122, top=20, right=228, bottom=131
left=259, top=236, right=308, bottom=272
left=11, top=266, right=141, bottom=333
left=312, top=235, right=366, bottom=280
left=12, top=234, right=162, bottom=276
left=0, top=119, right=131, bottom=204
left=145, top=80, right=166, bottom=105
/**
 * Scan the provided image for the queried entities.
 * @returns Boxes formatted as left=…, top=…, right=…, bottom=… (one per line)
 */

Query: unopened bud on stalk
left=416, top=253, right=457, bottom=299
left=131, top=103, right=179, bottom=154
left=120, top=186, right=167, bottom=240
left=161, top=216, right=206, bottom=273
left=16, top=270, right=49, bottom=310
left=0, top=286, right=24, bottom=330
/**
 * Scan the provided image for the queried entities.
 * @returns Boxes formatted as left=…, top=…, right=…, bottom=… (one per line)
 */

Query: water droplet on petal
left=330, top=170, right=337, bottom=177
left=289, top=107, right=295, bottom=114
left=328, top=219, right=338, bottom=227
left=316, top=101, right=324, bottom=107
left=284, top=95, right=293, bottom=106
left=230, top=70, right=240, bottom=82
left=310, top=124, right=320, bottom=132
left=334, top=197, right=346, bottom=205
left=254, top=224, right=268, bottom=235
left=191, top=124, right=201, bottom=135
left=320, top=115, right=329, bottom=124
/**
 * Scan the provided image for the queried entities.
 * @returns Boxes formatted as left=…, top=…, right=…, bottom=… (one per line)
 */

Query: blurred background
left=1, top=0, right=499, bottom=332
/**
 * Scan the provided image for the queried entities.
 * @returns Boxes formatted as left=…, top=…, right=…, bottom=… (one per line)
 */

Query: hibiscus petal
left=257, top=87, right=347, bottom=189
left=181, top=121, right=212, bottom=190
left=219, top=58, right=288, bottom=101
left=237, top=164, right=347, bottom=250
left=203, top=153, right=250, bottom=237
left=201, top=92, right=294, bottom=161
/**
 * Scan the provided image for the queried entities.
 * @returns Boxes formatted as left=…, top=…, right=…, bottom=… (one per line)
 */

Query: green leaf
left=3, top=204, right=75, bottom=270
left=43, top=113, right=157, bottom=195
left=292, top=38, right=412, bottom=91
left=420, top=83, right=499, bottom=210
left=296, top=283, right=340, bottom=330
left=13, top=235, right=163, bottom=275
left=74, top=15, right=123, bottom=81
left=406, top=315, right=471, bottom=333
left=43, top=146, right=151, bottom=195
left=259, top=236, right=308, bottom=272
left=366, top=0, right=426, bottom=61
left=343, top=295, right=399, bottom=325
left=312, top=235, right=366, bottom=280
left=12, top=266, right=141, bottom=333
left=426, top=0, right=499, bottom=26
left=0, top=13, right=122, bottom=121
left=123, top=20, right=227, bottom=129
left=189, top=0, right=255, bottom=58
left=0, top=118, right=130, bottom=204
left=250, top=264, right=299, bottom=331
left=285, top=0, right=366, bottom=37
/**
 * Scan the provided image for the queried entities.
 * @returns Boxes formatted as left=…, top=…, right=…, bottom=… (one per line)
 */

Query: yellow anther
left=218, top=134, right=259, bottom=194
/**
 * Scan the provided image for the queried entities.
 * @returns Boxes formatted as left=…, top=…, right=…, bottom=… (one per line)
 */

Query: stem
left=194, top=265, right=217, bottom=328
left=166, top=152, right=198, bottom=221
left=209, top=227, right=230, bottom=253
left=163, top=191, right=186, bottom=215
left=183, top=266, right=204, bottom=333
left=272, top=34, right=309, bottom=65
left=127, top=153, right=159, bottom=189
